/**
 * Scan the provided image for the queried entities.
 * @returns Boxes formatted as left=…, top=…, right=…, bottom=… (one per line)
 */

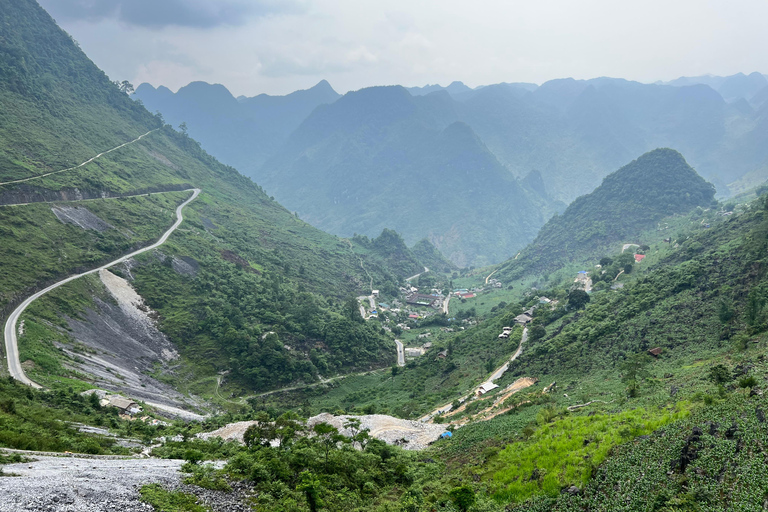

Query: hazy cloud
left=38, top=0, right=768, bottom=96
left=41, top=0, right=299, bottom=29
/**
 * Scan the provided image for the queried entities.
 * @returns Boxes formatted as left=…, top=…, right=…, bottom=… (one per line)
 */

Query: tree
left=113, top=80, right=134, bottom=94
left=121, top=81, right=133, bottom=94
left=274, top=411, right=303, bottom=449
left=178, top=122, right=188, bottom=136
left=599, top=256, right=614, bottom=267
left=708, top=364, right=731, bottom=385
left=297, top=470, right=323, bottom=512
left=568, top=289, right=590, bottom=310
left=529, top=325, right=546, bottom=341
left=449, top=485, right=476, bottom=512
left=313, top=422, right=342, bottom=471
left=621, top=353, right=652, bottom=397
left=243, top=412, right=274, bottom=448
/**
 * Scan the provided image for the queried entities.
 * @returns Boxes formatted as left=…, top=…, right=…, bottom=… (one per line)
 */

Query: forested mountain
left=410, top=238, right=457, bottom=274
left=0, top=0, right=418, bottom=397
left=138, top=73, right=768, bottom=269
left=496, top=148, right=716, bottom=280
left=259, top=87, right=555, bottom=267
left=133, top=79, right=340, bottom=174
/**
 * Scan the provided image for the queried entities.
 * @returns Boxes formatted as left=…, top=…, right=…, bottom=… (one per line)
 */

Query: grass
left=489, top=403, right=692, bottom=503
left=139, top=484, right=209, bottom=512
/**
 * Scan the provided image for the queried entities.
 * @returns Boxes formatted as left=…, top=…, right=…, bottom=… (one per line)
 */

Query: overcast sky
left=38, top=0, right=768, bottom=97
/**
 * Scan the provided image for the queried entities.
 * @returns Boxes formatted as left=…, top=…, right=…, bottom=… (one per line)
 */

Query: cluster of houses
left=487, top=278, right=503, bottom=288
left=452, top=288, right=477, bottom=299
left=405, top=292, right=444, bottom=309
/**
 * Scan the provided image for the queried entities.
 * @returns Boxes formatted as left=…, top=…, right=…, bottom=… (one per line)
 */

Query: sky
left=38, top=0, right=768, bottom=97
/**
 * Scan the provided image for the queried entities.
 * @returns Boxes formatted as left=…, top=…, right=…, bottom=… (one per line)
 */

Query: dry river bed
left=0, top=455, right=246, bottom=512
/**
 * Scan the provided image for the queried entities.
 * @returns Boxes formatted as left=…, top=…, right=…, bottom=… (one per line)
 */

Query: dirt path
left=485, top=269, right=498, bottom=284
left=419, top=327, right=528, bottom=422
left=0, top=130, right=157, bottom=187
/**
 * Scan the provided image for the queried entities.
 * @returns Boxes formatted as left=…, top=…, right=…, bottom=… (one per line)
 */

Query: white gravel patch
left=198, top=413, right=448, bottom=451
left=99, top=269, right=177, bottom=361
left=0, top=455, right=184, bottom=512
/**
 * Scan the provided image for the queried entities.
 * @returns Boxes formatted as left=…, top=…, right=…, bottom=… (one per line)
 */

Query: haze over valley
left=2, top=1, right=768, bottom=511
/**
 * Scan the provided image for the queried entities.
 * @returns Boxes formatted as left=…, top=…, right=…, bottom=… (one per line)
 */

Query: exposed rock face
left=60, top=270, right=189, bottom=410
left=0, top=183, right=193, bottom=206
left=51, top=205, right=113, bottom=231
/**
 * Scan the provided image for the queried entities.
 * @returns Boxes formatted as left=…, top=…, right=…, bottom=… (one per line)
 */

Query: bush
left=738, top=376, right=758, bottom=389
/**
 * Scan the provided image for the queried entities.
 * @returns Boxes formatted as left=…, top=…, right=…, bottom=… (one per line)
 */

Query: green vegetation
left=491, top=404, right=691, bottom=503
left=0, top=0, right=435, bottom=395
left=0, top=376, right=139, bottom=454
left=411, top=239, right=457, bottom=274
left=139, top=484, right=209, bottom=512
left=497, top=148, right=716, bottom=282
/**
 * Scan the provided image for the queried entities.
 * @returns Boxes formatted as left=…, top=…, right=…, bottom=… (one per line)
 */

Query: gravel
left=0, top=455, right=183, bottom=512
left=0, top=454, right=249, bottom=512
left=198, top=413, right=448, bottom=451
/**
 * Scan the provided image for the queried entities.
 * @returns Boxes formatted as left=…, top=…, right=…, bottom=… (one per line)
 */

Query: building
left=406, top=293, right=443, bottom=309
left=102, top=395, right=142, bottom=415
left=477, top=382, right=499, bottom=396
left=515, top=313, right=532, bottom=324
left=634, top=254, right=646, bottom=263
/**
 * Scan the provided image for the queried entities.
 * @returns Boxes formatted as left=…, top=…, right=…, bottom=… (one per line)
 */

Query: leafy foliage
left=498, top=148, right=716, bottom=281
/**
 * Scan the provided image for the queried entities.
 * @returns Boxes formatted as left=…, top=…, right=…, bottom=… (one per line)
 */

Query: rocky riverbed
left=0, top=454, right=249, bottom=512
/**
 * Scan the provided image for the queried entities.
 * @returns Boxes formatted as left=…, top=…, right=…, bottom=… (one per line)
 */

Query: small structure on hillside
left=405, top=347, right=425, bottom=358
left=477, top=382, right=499, bottom=396
left=515, top=313, right=532, bottom=325
left=437, top=350, right=448, bottom=359
left=634, top=254, right=646, bottom=263
left=101, top=395, right=142, bottom=416
left=648, top=347, right=663, bottom=357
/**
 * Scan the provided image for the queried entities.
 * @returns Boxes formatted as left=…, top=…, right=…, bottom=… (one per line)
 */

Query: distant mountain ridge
left=133, top=80, right=340, bottom=173
left=136, top=72, right=768, bottom=267
left=496, top=148, right=716, bottom=280
left=259, top=85, right=555, bottom=267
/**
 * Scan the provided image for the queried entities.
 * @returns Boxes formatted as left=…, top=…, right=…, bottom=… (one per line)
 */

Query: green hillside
left=260, top=91, right=555, bottom=267
left=0, top=0, right=418, bottom=395
left=496, top=148, right=716, bottom=282
left=411, top=238, right=457, bottom=274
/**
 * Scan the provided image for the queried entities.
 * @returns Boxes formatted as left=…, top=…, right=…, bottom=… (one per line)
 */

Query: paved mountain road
left=3, top=188, right=200, bottom=389
left=405, top=267, right=429, bottom=282
left=395, top=339, right=405, bottom=366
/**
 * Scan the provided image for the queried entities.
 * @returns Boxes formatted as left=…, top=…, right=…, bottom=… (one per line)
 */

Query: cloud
left=40, top=0, right=300, bottom=29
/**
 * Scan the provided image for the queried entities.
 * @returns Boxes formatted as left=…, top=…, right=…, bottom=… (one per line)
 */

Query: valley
left=2, top=1, right=768, bottom=511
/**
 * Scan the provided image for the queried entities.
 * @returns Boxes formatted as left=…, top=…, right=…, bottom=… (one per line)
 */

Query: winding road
left=405, top=266, right=429, bottom=282
left=0, top=130, right=157, bottom=187
left=418, top=326, right=528, bottom=422
left=394, top=339, right=405, bottom=366
left=3, top=188, right=201, bottom=389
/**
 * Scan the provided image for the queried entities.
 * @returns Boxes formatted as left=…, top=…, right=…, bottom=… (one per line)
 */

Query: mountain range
left=135, top=72, right=768, bottom=266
